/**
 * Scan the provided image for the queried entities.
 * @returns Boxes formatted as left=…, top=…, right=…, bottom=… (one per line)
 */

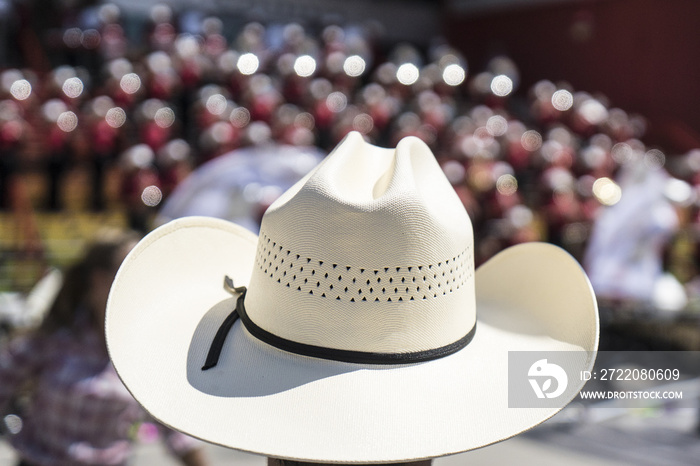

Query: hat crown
left=245, top=132, right=476, bottom=353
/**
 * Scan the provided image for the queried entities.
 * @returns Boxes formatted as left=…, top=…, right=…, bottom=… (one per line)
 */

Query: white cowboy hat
left=106, top=131, right=598, bottom=464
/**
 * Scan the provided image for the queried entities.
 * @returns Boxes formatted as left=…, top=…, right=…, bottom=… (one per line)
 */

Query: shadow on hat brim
left=106, top=217, right=598, bottom=464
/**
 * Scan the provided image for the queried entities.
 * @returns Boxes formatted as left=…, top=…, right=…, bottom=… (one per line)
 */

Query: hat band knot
left=202, top=276, right=477, bottom=370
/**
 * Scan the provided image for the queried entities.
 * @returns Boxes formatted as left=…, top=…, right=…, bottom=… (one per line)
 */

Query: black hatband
left=202, top=287, right=476, bottom=370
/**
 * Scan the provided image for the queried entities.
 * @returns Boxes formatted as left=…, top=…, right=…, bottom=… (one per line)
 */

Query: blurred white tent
left=157, top=145, right=325, bottom=232
left=584, top=161, right=690, bottom=312
left=0, top=268, right=63, bottom=329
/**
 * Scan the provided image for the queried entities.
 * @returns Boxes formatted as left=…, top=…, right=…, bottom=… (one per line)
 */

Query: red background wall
left=445, top=0, right=700, bottom=152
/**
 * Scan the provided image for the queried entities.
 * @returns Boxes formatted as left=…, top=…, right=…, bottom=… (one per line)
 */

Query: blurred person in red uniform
left=145, top=3, right=177, bottom=53
left=144, top=51, right=182, bottom=102
left=96, top=4, right=128, bottom=62
left=136, top=99, right=176, bottom=154
left=157, top=139, right=193, bottom=198
left=86, top=96, right=123, bottom=211
left=0, top=106, right=26, bottom=210
left=43, top=99, right=78, bottom=211
left=541, top=167, right=585, bottom=248
left=200, top=17, right=228, bottom=62
left=101, top=59, right=143, bottom=111
left=0, top=230, right=208, bottom=466
left=245, top=74, right=283, bottom=124
left=118, top=144, right=161, bottom=233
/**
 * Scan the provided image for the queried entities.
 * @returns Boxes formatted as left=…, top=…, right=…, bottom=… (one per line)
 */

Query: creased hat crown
left=245, top=131, right=476, bottom=353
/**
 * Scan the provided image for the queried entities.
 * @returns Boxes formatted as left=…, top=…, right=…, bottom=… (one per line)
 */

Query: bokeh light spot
left=141, top=185, right=163, bottom=206
left=91, top=96, right=113, bottom=117
left=396, top=63, right=419, bottom=85
left=352, top=113, right=374, bottom=134
left=496, top=174, right=518, bottom=195
left=644, top=149, right=666, bottom=169
left=205, top=94, right=227, bottom=115
left=325, top=52, right=346, bottom=75
left=520, top=130, right=543, bottom=151
left=343, top=55, right=366, bottom=77
left=611, top=142, right=633, bottom=164
left=294, top=112, right=315, bottom=130
left=82, top=29, right=101, bottom=49
left=593, top=177, right=622, bottom=206
left=10, top=79, right=31, bottom=100
left=120, top=73, right=141, bottom=94
left=579, top=99, right=608, bottom=125
left=62, top=77, right=84, bottom=99
left=486, top=115, right=508, bottom=137
left=175, top=35, right=200, bottom=59
left=154, top=107, right=175, bottom=128
left=141, top=99, right=162, bottom=120
left=57, top=111, right=78, bottom=132
left=442, top=64, right=466, bottom=86
left=127, top=144, right=154, bottom=168
left=1, top=70, right=22, bottom=92
left=237, top=53, right=259, bottom=75
left=665, top=178, right=693, bottom=205
left=108, top=58, right=132, bottom=80
left=326, top=92, right=347, bottom=113
left=507, top=205, right=533, bottom=228
left=490, top=75, right=513, bottom=96
left=551, top=89, right=573, bottom=111
left=294, top=55, right=317, bottom=77
left=246, top=121, right=271, bottom=145
left=230, top=107, right=251, bottom=128
left=218, top=50, right=239, bottom=73
left=442, top=160, right=465, bottom=184
left=210, top=121, right=234, bottom=144
left=42, top=99, right=67, bottom=122
left=63, top=28, right=82, bottom=48
left=3, top=414, right=22, bottom=435
left=105, top=107, right=126, bottom=128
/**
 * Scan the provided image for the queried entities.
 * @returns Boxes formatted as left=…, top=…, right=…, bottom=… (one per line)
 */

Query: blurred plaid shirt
left=0, top=325, right=199, bottom=465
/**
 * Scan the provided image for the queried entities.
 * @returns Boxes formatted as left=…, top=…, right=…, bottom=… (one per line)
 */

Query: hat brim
left=106, top=216, right=598, bottom=464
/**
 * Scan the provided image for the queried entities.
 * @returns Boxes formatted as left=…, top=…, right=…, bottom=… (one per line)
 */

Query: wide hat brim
left=106, top=216, right=598, bottom=464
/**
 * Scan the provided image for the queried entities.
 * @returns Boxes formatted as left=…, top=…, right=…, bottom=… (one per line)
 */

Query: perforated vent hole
left=256, top=231, right=474, bottom=303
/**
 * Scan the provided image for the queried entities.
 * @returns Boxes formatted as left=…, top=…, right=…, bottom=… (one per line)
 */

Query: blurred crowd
left=2, top=2, right=700, bottom=306
left=3, top=2, right=700, bottom=465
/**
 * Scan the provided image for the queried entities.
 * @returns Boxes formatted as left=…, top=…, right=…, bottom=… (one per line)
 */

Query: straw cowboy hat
left=106, top=131, right=598, bottom=464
